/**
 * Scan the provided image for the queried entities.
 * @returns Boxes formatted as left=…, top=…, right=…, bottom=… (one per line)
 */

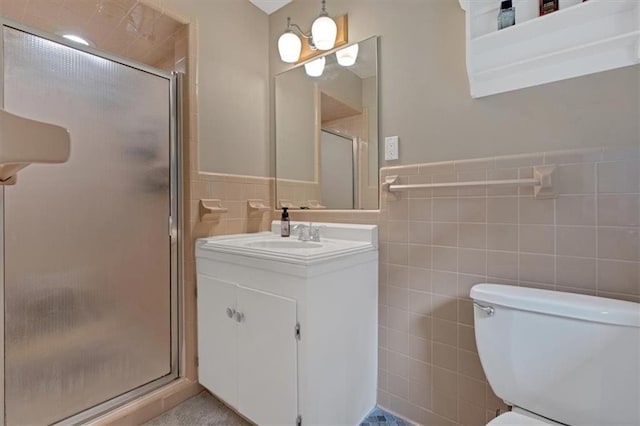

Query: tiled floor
left=145, top=392, right=408, bottom=426
left=360, top=407, right=408, bottom=426
left=144, top=392, right=249, bottom=426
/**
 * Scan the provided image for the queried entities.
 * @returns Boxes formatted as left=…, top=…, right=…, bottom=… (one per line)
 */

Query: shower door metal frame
left=320, top=128, right=359, bottom=209
left=0, top=185, right=4, bottom=426
left=0, top=19, right=182, bottom=426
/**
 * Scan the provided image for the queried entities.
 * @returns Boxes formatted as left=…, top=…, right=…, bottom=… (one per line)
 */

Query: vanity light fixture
left=336, top=43, right=359, bottom=66
left=278, top=20, right=302, bottom=63
left=277, top=0, right=337, bottom=63
left=311, top=0, right=337, bottom=50
left=304, top=56, right=326, bottom=77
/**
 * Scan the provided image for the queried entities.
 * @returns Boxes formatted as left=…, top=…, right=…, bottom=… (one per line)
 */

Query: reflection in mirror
left=275, top=36, right=379, bottom=210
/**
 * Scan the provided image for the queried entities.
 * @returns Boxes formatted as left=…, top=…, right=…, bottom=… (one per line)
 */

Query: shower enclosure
left=320, top=129, right=358, bottom=209
left=0, top=21, right=180, bottom=425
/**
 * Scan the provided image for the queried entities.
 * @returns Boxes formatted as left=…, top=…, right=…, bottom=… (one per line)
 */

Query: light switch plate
left=385, top=136, right=399, bottom=161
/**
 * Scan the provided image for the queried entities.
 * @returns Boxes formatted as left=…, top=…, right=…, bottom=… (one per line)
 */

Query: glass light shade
left=311, top=15, right=337, bottom=50
left=336, top=43, right=359, bottom=66
left=278, top=31, right=302, bottom=63
left=304, top=56, right=326, bottom=77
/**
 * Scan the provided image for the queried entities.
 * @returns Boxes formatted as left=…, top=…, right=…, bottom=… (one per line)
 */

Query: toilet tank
left=471, top=284, right=640, bottom=426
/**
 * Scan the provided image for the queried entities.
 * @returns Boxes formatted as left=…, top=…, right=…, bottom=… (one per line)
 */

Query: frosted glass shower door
left=320, top=130, right=355, bottom=209
left=2, top=26, right=176, bottom=425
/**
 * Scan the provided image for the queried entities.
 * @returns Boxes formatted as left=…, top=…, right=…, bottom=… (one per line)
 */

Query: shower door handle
left=226, top=307, right=236, bottom=319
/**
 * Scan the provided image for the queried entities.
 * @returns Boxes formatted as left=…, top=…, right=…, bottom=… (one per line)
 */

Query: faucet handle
left=309, top=224, right=325, bottom=242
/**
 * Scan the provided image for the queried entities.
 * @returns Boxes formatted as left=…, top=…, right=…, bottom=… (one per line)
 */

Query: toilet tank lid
left=471, top=284, right=640, bottom=327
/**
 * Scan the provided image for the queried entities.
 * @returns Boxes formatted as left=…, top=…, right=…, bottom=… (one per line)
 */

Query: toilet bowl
left=471, top=284, right=640, bottom=426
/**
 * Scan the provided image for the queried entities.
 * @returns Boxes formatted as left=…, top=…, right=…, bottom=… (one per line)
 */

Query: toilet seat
left=487, top=409, right=562, bottom=426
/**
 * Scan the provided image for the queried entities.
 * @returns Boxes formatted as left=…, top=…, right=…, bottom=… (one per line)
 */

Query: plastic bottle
left=281, top=207, right=290, bottom=237
left=498, top=0, right=515, bottom=30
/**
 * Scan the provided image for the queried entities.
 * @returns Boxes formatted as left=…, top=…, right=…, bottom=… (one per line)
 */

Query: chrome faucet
left=292, top=223, right=310, bottom=241
left=292, top=222, right=323, bottom=242
left=309, top=223, right=323, bottom=242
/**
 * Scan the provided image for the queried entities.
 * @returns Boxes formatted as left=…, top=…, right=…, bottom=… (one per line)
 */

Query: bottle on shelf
left=498, top=0, right=515, bottom=30
left=540, top=0, right=559, bottom=16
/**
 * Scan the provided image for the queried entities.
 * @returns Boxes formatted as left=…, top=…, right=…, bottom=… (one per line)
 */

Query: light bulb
left=311, top=15, right=337, bottom=50
left=336, top=43, right=359, bottom=66
left=278, top=31, right=302, bottom=63
left=304, top=56, right=326, bottom=77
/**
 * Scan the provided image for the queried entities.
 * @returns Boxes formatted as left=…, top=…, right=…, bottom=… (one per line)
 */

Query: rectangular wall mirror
left=275, top=36, right=379, bottom=210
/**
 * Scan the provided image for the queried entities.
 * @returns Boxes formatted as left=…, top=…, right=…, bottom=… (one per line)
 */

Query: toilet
left=471, top=284, right=640, bottom=426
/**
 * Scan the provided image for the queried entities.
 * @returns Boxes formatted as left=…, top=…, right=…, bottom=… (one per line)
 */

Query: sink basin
left=245, top=240, right=322, bottom=249
left=197, top=221, right=378, bottom=265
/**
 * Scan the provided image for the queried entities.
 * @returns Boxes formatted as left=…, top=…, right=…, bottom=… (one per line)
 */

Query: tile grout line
left=405, top=184, right=411, bottom=403
left=428, top=172, right=435, bottom=415
left=485, top=168, right=489, bottom=288
left=455, top=172, right=462, bottom=425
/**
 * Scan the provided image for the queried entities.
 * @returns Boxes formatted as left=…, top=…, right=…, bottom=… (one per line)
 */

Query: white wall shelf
left=465, top=0, right=640, bottom=97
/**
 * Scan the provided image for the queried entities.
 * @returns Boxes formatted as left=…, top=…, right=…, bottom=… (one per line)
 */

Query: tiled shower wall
left=376, top=146, right=640, bottom=425
left=0, top=0, right=187, bottom=70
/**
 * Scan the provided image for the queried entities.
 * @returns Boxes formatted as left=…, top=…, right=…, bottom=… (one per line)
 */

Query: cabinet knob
left=226, top=307, right=236, bottom=318
left=234, top=311, right=244, bottom=323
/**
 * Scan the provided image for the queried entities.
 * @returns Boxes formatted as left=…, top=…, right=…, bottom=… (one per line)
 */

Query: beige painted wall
left=362, top=76, right=378, bottom=186
left=270, top=0, right=640, bottom=167
left=276, top=62, right=367, bottom=182
left=320, top=65, right=363, bottom=110
left=275, top=66, right=317, bottom=181
left=165, top=0, right=271, bottom=176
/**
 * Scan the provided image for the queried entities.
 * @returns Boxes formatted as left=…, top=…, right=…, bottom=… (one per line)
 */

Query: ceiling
left=249, top=0, right=293, bottom=14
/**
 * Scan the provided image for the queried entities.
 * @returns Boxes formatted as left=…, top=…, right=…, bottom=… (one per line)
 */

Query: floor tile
left=145, top=392, right=407, bottom=426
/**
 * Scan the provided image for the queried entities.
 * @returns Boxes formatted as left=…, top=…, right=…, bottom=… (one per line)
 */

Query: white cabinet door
left=237, top=286, right=298, bottom=426
left=197, top=275, right=238, bottom=408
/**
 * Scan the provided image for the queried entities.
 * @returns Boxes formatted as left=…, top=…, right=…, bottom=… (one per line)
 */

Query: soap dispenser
left=281, top=207, right=290, bottom=237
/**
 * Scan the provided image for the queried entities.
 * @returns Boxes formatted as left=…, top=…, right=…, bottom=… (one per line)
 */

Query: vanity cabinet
left=196, top=222, right=378, bottom=426
left=197, top=276, right=297, bottom=425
